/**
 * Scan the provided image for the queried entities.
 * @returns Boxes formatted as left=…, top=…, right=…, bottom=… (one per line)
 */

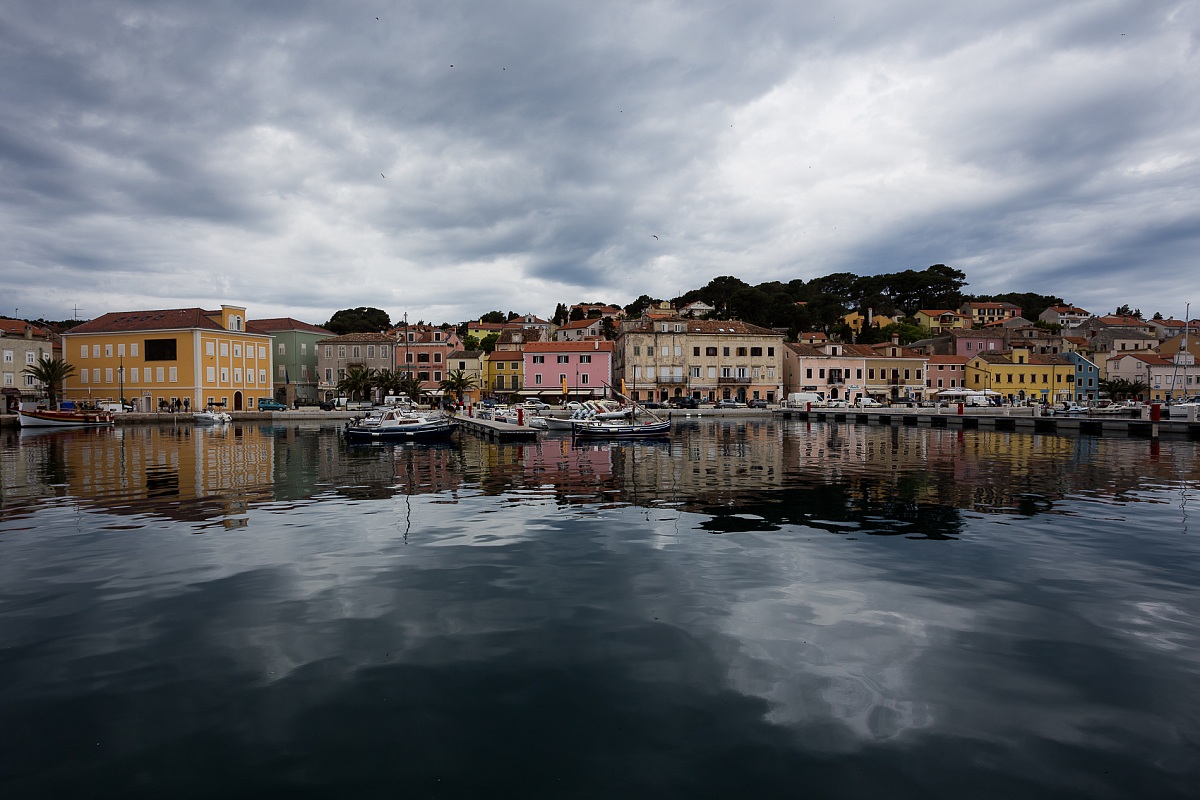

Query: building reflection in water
left=2, top=421, right=1197, bottom=536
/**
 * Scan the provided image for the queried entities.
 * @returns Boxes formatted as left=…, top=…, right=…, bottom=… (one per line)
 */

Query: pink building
left=523, top=340, right=614, bottom=401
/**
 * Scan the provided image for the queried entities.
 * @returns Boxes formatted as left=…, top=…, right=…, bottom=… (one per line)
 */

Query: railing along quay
left=774, top=406, right=1200, bottom=440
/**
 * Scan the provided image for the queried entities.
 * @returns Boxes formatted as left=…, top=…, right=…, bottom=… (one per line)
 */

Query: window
left=580, top=355, right=591, bottom=364
left=535, top=374, right=543, bottom=385
left=233, top=345, right=241, bottom=358
left=723, top=347, right=730, bottom=357
left=81, top=370, right=89, bottom=384
left=693, top=347, right=700, bottom=357
left=79, top=345, right=87, bottom=359
left=434, top=354, right=441, bottom=363
left=169, top=367, right=177, bottom=382
left=325, top=368, right=332, bottom=382
left=557, top=355, right=569, bottom=363
left=367, top=346, right=375, bottom=358
left=633, top=346, right=641, bottom=356
left=104, top=344, right=113, bottom=357
left=220, top=342, right=229, bottom=357
left=706, top=347, right=717, bottom=357
left=737, top=347, right=747, bottom=357
left=132, top=343, right=139, bottom=357
left=2, top=373, right=10, bottom=386
left=869, top=369, right=876, bottom=380
left=207, top=367, right=216, bottom=382
left=233, top=368, right=242, bottom=383
left=352, top=346, right=361, bottom=359
left=219, top=368, right=228, bottom=382
left=206, top=341, right=215, bottom=356
left=25, top=351, right=35, bottom=365
left=338, top=346, right=347, bottom=358
left=325, top=346, right=333, bottom=358
left=581, top=373, right=590, bottom=385
left=279, top=366, right=286, bottom=379
left=533, top=355, right=545, bottom=364
left=661, top=347, right=669, bottom=357
left=380, top=346, right=389, bottom=359
left=93, top=345, right=100, bottom=358
left=750, top=347, right=762, bottom=357
left=767, top=347, right=774, bottom=357
left=131, top=368, right=139, bottom=382
left=496, top=362, right=505, bottom=370
left=157, top=367, right=166, bottom=382
left=300, top=343, right=307, bottom=356
left=689, top=366, right=701, bottom=378
left=145, top=339, right=177, bottom=361
left=417, top=353, right=429, bottom=363
left=674, top=346, right=682, bottom=357
left=806, top=368, right=813, bottom=379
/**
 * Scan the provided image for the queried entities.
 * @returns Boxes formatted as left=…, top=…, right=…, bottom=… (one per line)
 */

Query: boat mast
left=1167, top=302, right=1189, bottom=403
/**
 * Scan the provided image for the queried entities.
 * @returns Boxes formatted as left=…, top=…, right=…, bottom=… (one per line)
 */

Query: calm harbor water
left=1, top=419, right=1198, bottom=798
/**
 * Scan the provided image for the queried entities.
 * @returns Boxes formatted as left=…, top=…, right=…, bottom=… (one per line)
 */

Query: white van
left=787, top=392, right=825, bottom=408
left=855, top=396, right=883, bottom=408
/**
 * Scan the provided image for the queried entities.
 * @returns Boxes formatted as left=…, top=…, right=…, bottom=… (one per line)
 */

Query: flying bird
left=381, top=173, right=385, bottom=178
left=652, top=235, right=658, bottom=240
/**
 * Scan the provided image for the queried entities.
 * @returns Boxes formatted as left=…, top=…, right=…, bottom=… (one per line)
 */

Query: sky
left=2, top=0, right=1198, bottom=327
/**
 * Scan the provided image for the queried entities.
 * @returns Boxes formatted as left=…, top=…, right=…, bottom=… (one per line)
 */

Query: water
left=1, top=419, right=1198, bottom=798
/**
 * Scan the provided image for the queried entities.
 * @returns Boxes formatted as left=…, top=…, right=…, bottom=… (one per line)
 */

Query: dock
left=774, top=406, right=1200, bottom=440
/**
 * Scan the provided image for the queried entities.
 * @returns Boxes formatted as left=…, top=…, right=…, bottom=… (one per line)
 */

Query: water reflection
left=3, top=421, right=1199, bottom=536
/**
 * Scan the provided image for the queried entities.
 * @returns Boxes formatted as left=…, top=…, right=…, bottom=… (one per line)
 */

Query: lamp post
left=118, top=357, right=125, bottom=408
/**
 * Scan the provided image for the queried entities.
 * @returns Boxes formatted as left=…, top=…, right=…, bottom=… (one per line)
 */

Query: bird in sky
left=652, top=235, right=658, bottom=240
left=381, top=173, right=385, bottom=178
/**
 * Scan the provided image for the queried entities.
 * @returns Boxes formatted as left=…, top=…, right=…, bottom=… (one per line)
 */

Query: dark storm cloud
left=1, top=1, right=1197, bottom=322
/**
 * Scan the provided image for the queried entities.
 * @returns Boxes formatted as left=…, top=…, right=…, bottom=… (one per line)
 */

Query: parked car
left=642, top=400, right=667, bottom=409
left=257, top=398, right=287, bottom=411
left=715, top=399, right=746, bottom=409
left=564, top=401, right=584, bottom=410
left=855, top=397, right=882, bottom=408
left=826, top=399, right=849, bottom=408
left=522, top=399, right=551, bottom=410
left=669, top=396, right=700, bottom=409
left=747, top=399, right=768, bottom=409
left=318, top=400, right=336, bottom=411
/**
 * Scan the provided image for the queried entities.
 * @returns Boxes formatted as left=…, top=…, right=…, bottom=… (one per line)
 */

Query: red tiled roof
left=67, top=308, right=228, bottom=334
left=524, top=340, right=613, bottom=353
left=248, top=317, right=332, bottom=335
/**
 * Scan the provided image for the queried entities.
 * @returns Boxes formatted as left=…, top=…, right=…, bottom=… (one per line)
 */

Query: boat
left=193, top=408, right=232, bottom=424
left=17, top=406, right=115, bottom=428
left=570, top=387, right=671, bottom=439
left=343, top=407, right=458, bottom=442
left=571, top=417, right=671, bottom=438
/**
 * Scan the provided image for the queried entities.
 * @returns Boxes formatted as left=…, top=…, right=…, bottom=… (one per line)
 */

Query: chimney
left=867, top=308, right=874, bottom=328
left=891, top=334, right=899, bottom=345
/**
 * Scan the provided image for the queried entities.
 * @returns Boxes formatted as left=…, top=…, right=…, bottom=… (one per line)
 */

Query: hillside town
left=2, top=298, right=1198, bottom=415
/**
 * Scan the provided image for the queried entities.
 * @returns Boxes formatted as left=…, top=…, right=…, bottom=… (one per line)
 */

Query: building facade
left=62, top=305, right=274, bottom=411
left=523, top=340, right=614, bottom=402
left=615, top=318, right=784, bottom=404
left=249, top=317, right=332, bottom=406
left=1, top=320, right=56, bottom=411
left=316, top=332, right=395, bottom=402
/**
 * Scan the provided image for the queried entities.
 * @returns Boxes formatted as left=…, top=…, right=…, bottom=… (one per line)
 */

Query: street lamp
left=118, top=356, right=125, bottom=408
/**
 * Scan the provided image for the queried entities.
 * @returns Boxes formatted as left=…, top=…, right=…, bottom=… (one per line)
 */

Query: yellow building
left=61, top=305, right=274, bottom=412
left=914, top=309, right=971, bottom=333
left=844, top=310, right=902, bottom=335
left=966, top=347, right=1074, bottom=403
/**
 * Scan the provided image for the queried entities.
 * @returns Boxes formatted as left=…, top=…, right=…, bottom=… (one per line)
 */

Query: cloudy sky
left=3, top=0, right=1197, bottom=327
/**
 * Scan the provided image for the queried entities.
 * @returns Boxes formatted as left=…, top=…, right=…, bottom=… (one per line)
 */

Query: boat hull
left=344, top=420, right=458, bottom=442
left=17, top=409, right=115, bottom=428
left=571, top=419, right=671, bottom=438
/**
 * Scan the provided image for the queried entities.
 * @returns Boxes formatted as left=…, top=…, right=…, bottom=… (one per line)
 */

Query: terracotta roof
left=448, top=350, right=483, bottom=359
left=558, top=318, right=603, bottom=330
left=316, top=331, right=396, bottom=344
left=626, top=318, right=780, bottom=336
left=786, top=343, right=827, bottom=357
left=972, top=351, right=1073, bottom=366
left=0, top=319, right=51, bottom=337
left=524, top=340, right=613, bottom=353
left=248, top=317, right=332, bottom=335
left=67, top=308, right=230, bottom=334
left=927, top=355, right=971, bottom=365
left=1106, top=352, right=1172, bottom=366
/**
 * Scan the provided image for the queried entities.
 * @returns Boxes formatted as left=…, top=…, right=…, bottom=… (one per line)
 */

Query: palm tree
left=23, top=356, right=76, bottom=408
left=396, top=375, right=428, bottom=406
left=338, top=366, right=377, bottom=401
left=373, top=369, right=404, bottom=402
left=439, top=369, right=478, bottom=404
